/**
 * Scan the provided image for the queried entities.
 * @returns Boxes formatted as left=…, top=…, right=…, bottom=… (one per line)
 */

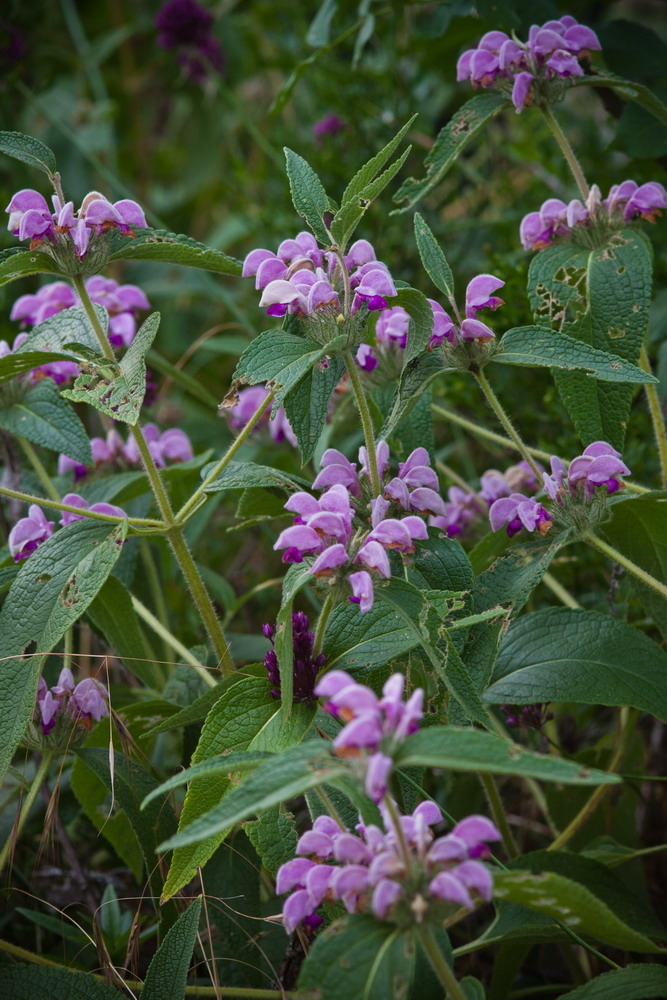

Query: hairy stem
left=542, top=572, right=581, bottom=609
left=131, top=594, right=215, bottom=684
left=583, top=531, right=667, bottom=601
left=540, top=105, right=590, bottom=201
left=417, top=926, right=468, bottom=1000
left=479, top=773, right=518, bottom=858
left=17, top=437, right=60, bottom=502
left=313, top=591, right=336, bottom=656
left=0, top=753, right=53, bottom=873
left=474, top=371, right=544, bottom=481
left=343, top=348, right=380, bottom=495
left=0, top=484, right=162, bottom=526
left=176, top=388, right=275, bottom=523
left=640, top=345, right=667, bottom=489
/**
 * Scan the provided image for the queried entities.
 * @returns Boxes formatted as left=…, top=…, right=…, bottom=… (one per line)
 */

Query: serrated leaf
left=484, top=607, right=667, bottom=721
left=0, top=246, right=60, bottom=287
left=381, top=351, right=445, bottom=440
left=0, top=966, right=120, bottom=999
left=0, top=130, right=57, bottom=173
left=558, top=965, right=667, bottom=999
left=414, top=212, right=455, bottom=299
left=493, top=326, right=657, bottom=383
left=141, top=898, right=202, bottom=1000
left=201, top=460, right=310, bottom=494
left=527, top=230, right=652, bottom=448
left=573, top=71, right=667, bottom=125
left=0, top=519, right=126, bottom=782
left=232, top=329, right=345, bottom=405
left=0, top=379, right=92, bottom=464
left=107, top=227, right=242, bottom=275
left=602, top=492, right=667, bottom=637
left=325, top=599, right=417, bottom=672
left=0, top=349, right=81, bottom=385
left=245, top=805, right=297, bottom=876
left=340, top=116, right=417, bottom=209
left=13, top=303, right=108, bottom=355
left=395, top=726, right=620, bottom=785
left=393, top=93, right=510, bottom=212
left=284, top=147, right=331, bottom=243
left=86, top=576, right=159, bottom=688
left=62, top=311, right=159, bottom=424
left=283, top=353, right=345, bottom=463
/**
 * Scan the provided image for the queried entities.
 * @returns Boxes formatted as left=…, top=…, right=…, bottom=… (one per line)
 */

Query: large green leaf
left=140, top=898, right=202, bottom=1000
left=395, top=726, right=620, bottom=785
left=0, top=518, right=126, bottom=782
left=558, top=965, right=667, bottom=999
left=62, top=312, right=160, bottom=425
left=492, top=326, right=657, bottom=383
left=393, top=93, right=510, bottom=212
left=0, top=246, right=61, bottom=287
left=0, top=350, right=81, bottom=385
left=0, top=379, right=92, bottom=464
left=231, top=329, right=345, bottom=406
left=283, top=354, right=345, bottom=463
left=603, top=491, right=667, bottom=637
left=284, top=147, right=331, bottom=243
left=414, top=212, right=455, bottom=300
left=527, top=231, right=653, bottom=448
left=484, top=607, right=667, bottom=721
left=201, top=460, right=310, bottom=494
left=244, top=804, right=298, bottom=877
left=13, top=302, right=108, bottom=354
left=389, top=287, right=436, bottom=365
left=108, top=227, right=242, bottom=275
left=324, top=599, right=417, bottom=672
left=0, top=966, right=120, bottom=999
left=573, top=71, right=667, bottom=125
left=0, top=130, right=57, bottom=173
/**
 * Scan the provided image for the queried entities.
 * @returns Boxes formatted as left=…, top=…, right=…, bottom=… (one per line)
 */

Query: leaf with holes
left=0, top=130, right=57, bottom=174
left=527, top=230, right=652, bottom=448
left=0, top=519, right=126, bottom=783
left=62, top=312, right=160, bottom=424
left=107, top=227, right=242, bottom=275
left=0, top=246, right=61, bottom=287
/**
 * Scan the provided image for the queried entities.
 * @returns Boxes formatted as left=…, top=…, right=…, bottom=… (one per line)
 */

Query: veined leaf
left=0, top=379, right=92, bottom=463
left=0, top=130, right=57, bottom=174
left=231, top=329, right=345, bottom=406
left=201, top=460, right=311, bottom=495
left=0, top=966, right=120, bottom=999
left=0, top=246, right=60, bottom=287
left=388, top=287, right=436, bottom=365
left=284, top=147, right=331, bottom=243
left=13, top=303, right=107, bottom=355
left=573, top=71, right=667, bottom=125
left=381, top=351, right=446, bottom=440
left=108, top=227, right=242, bottom=275
left=245, top=805, right=298, bottom=876
left=283, top=353, right=345, bottom=463
left=558, top=965, right=667, bottom=999
left=414, top=212, right=455, bottom=300
left=140, top=898, right=202, bottom=1000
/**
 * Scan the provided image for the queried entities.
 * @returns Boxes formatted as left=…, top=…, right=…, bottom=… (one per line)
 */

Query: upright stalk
left=640, top=345, right=667, bottom=488
left=479, top=773, right=518, bottom=858
left=540, top=105, right=590, bottom=201
left=583, top=531, right=667, bottom=601
left=0, top=753, right=53, bottom=873
left=473, top=371, right=543, bottom=481
left=17, top=438, right=60, bottom=502
left=313, top=591, right=336, bottom=656
left=417, top=925, right=468, bottom=1000
left=343, top=348, right=380, bottom=495
left=73, top=276, right=232, bottom=674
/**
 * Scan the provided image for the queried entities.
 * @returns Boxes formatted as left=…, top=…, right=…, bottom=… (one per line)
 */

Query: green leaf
left=493, top=869, right=663, bottom=953
left=231, top=329, right=345, bottom=406
left=493, top=326, right=657, bottom=383
left=393, top=93, right=510, bottom=212
left=0, top=246, right=60, bottom=287
left=245, top=805, right=298, bottom=876
left=283, top=354, right=345, bottom=463
left=86, top=576, right=159, bottom=688
left=275, top=562, right=315, bottom=717
left=0, top=966, right=121, bottom=999
left=107, top=227, right=242, bottom=275
left=141, top=675, right=244, bottom=739
left=0, top=130, right=57, bottom=173
left=414, top=212, right=455, bottom=300
left=558, top=965, right=667, bottom=999
left=324, top=599, right=417, bottom=671
left=484, top=607, right=667, bottom=722
left=201, top=460, right=311, bottom=495
left=298, top=914, right=417, bottom=999
left=0, top=518, right=126, bottom=782
left=13, top=303, right=107, bottom=355
left=395, top=726, right=620, bottom=785
left=0, top=379, right=92, bottom=464
left=62, top=312, right=160, bottom=425
left=527, top=231, right=653, bottom=448
left=0, top=349, right=81, bottom=385
left=157, top=744, right=346, bottom=852
left=381, top=352, right=445, bottom=440
left=388, top=287, right=437, bottom=365
left=140, top=897, right=202, bottom=1000
left=573, top=71, right=667, bottom=125
left=306, top=0, right=338, bottom=46
left=602, top=491, right=667, bottom=637
left=284, top=147, right=331, bottom=243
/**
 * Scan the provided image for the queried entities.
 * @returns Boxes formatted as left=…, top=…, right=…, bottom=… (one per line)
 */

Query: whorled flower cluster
left=457, top=16, right=601, bottom=112
left=35, top=667, right=109, bottom=735
left=58, top=424, right=193, bottom=481
left=262, top=611, right=326, bottom=704
left=489, top=441, right=629, bottom=537
left=520, top=180, right=667, bottom=251
left=243, top=233, right=397, bottom=318
left=6, top=188, right=146, bottom=259
left=273, top=445, right=445, bottom=612
left=226, top=385, right=297, bottom=448
left=8, top=495, right=127, bottom=562
left=432, top=460, right=541, bottom=539
left=276, top=799, right=500, bottom=933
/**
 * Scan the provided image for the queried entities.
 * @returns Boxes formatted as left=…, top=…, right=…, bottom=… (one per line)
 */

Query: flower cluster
left=520, top=180, right=667, bottom=251
left=58, top=424, right=193, bottom=481
left=155, top=0, right=224, bottom=83
left=8, top=495, right=127, bottom=562
left=226, top=385, right=297, bottom=448
left=432, top=460, right=541, bottom=539
left=243, top=233, right=397, bottom=318
left=501, top=702, right=552, bottom=731
left=274, top=445, right=444, bottom=612
left=317, top=671, right=422, bottom=802
left=262, top=611, right=326, bottom=704
left=543, top=441, right=630, bottom=503
left=35, top=667, right=109, bottom=735
left=6, top=188, right=146, bottom=258
left=10, top=276, right=150, bottom=348
left=276, top=798, right=500, bottom=932
left=457, top=16, right=601, bottom=112
left=489, top=494, right=553, bottom=538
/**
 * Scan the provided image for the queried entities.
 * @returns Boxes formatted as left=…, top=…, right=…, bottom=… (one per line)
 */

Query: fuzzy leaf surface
left=108, top=227, right=242, bottom=274
left=140, top=898, right=202, bottom=1000
left=0, top=246, right=60, bottom=287
left=0, top=130, right=57, bottom=173
left=284, top=147, right=331, bottom=243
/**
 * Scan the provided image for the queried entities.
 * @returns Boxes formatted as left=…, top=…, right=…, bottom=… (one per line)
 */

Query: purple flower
left=6, top=189, right=56, bottom=244
left=263, top=611, right=326, bottom=704
left=355, top=343, right=378, bottom=371
left=59, top=493, right=127, bottom=526
left=312, top=449, right=361, bottom=495
left=348, top=570, right=374, bottom=612
left=8, top=505, right=55, bottom=561
left=156, top=0, right=224, bottom=81
left=34, top=669, right=109, bottom=736
left=313, top=113, right=346, bottom=145
left=68, top=678, right=109, bottom=726
left=226, top=385, right=297, bottom=448
left=489, top=493, right=553, bottom=538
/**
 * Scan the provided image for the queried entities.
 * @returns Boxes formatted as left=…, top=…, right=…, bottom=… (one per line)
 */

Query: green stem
left=473, top=371, right=543, bottom=481
left=0, top=484, right=163, bottom=527
left=479, top=773, right=518, bottom=859
left=640, top=345, right=667, bottom=489
left=72, top=274, right=116, bottom=360
left=315, top=786, right=347, bottom=831
left=0, top=753, right=53, bottom=873
left=313, top=591, right=336, bottom=656
left=383, top=795, right=412, bottom=870
left=542, top=572, right=581, bottom=609
left=17, top=438, right=60, bottom=502
left=343, top=348, right=380, bottom=496
left=548, top=710, right=635, bottom=852
left=176, top=389, right=276, bottom=523
left=130, top=594, right=215, bottom=686
left=540, top=105, right=590, bottom=201
left=417, top=925, right=468, bottom=1000
left=63, top=627, right=73, bottom=674
left=140, top=538, right=172, bottom=662
left=583, top=531, right=667, bottom=601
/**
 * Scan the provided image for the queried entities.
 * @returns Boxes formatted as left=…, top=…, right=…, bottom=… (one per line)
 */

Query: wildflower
left=155, top=0, right=224, bottom=82
left=226, top=385, right=297, bottom=447
left=543, top=441, right=630, bottom=503
left=59, top=494, right=127, bottom=526
left=489, top=494, right=552, bottom=538
left=262, top=611, right=327, bottom=704
left=34, top=668, right=109, bottom=737
left=313, top=114, right=346, bottom=145
left=58, top=424, right=193, bottom=480
left=8, top=505, right=55, bottom=561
